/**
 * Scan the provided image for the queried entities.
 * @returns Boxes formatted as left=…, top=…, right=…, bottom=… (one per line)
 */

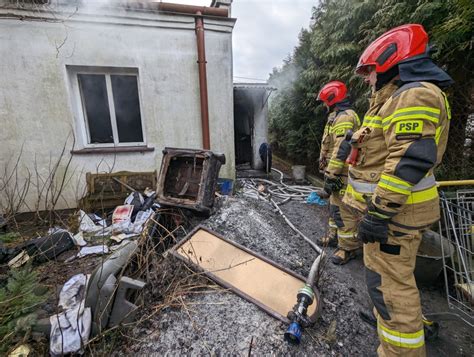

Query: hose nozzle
left=284, top=284, right=315, bottom=344
left=284, top=322, right=302, bottom=344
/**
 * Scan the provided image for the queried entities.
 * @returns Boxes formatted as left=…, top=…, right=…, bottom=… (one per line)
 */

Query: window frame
left=68, top=66, right=146, bottom=148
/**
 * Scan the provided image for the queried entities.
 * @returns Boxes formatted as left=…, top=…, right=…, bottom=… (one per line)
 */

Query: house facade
left=0, top=0, right=235, bottom=212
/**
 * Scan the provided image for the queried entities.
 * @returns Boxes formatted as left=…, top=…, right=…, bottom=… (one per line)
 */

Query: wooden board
left=172, top=226, right=319, bottom=322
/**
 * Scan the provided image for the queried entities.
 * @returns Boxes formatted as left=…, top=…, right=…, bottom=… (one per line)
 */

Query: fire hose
left=239, top=169, right=325, bottom=343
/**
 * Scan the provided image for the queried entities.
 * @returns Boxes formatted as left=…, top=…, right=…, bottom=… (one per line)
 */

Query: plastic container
left=292, top=165, right=306, bottom=182
left=217, top=178, right=234, bottom=195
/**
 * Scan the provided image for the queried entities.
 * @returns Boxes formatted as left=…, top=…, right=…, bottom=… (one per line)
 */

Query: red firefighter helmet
left=356, top=24, right=428, bottom=75
left=317, top=81, right=347, bottom=107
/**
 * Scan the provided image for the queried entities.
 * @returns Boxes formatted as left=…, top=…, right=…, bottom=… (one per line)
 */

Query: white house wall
left=0, top=6, right=235, bottom=212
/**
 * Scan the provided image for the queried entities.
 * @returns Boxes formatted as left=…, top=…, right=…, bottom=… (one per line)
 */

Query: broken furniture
left=156, top=148, right=226, bottom=214
left=80, top=171, right=157, bottom=211
left=171, top=226, right=320, bottom=323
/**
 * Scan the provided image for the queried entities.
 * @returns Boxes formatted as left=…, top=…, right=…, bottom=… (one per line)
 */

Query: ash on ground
left=124, top=195, right=473, bottom=356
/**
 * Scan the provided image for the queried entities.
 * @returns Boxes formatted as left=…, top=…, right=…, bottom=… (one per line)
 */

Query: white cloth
left=50, top=274, right=92, bottom=355
left=130, top=209, right=153, bottom=234
left=77, top=245, right=109, bottom=258
left=71, top=232, right=87, bottom=247
left=79, top=210, right=103, bottom=233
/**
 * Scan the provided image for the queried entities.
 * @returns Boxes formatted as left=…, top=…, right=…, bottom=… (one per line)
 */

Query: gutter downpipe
left=195, top=11, right=210, bottom=150
left=156, top=3, right=229, bottom=150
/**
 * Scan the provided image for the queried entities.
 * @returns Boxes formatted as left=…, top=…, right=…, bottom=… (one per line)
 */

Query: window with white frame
left=72, top=68, right=144, bottom=146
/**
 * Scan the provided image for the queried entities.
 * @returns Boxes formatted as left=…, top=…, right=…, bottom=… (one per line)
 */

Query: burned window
left=77, top=71, right=144, bottom=145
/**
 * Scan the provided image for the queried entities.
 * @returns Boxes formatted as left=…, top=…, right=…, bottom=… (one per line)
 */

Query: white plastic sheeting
left=50, top=274, right=92, bottom=355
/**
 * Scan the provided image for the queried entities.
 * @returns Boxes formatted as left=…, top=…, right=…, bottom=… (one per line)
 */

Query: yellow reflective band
left=382, top=107, right=440, bottom=128
left=330, top=124, right=353, bottom=134
left=386, top=106, right=441, bottom=117
left=346, top=184, right=368, bottom=203
left=354, top=113, right=361, bottom=127
left=380, top=174, right=413, bottom=188
left=378, top=174, right=413, bottom=195
left=332, top=121, right=354, bottom=130
left=405, top=185, right=438, bottom=204
left=435, top=126, right=442, bottom=145
left=368, top=210, right=390, bottom=219
left=328, top=159, right=347, bottom=169
left=378, top=182, right=410, bottom=195
left=441, top=92, right=451, bottom=120
left=365, top=123, right=383, bottom=129
left=338, top=232, right=355, bottom=239
left=363, top=116, right=382, bottom=123
left=365, top=115, right=382, bottom=120
left=363, top=116, right=382, bottom=129
left=378, top=320, right=425, bottom=349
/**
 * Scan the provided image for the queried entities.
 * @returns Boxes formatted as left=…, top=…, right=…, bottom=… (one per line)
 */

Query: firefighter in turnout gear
left=344, top=24, right=453, bottom=356
left=318, top=109, right=338, bottom=246
left=316, top=81, right=362, bottom=264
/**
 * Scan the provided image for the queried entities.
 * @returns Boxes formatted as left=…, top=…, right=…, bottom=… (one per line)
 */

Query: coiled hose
left=239, top=168, right=325, bottom=285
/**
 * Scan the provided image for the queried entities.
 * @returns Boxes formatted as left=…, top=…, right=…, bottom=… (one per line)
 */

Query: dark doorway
left=233, top=89, right=254, bottom=165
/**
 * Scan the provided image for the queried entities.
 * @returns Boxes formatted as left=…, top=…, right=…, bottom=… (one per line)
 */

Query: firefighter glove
left=358, top=212, right=389, bottom=244
left=323, top=176, right=344, bottom=195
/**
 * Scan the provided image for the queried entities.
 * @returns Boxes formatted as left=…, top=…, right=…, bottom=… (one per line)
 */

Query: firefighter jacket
left=319, top=111, right=337, bottom=169
left=343, top=81, right=451, bottom=229
left=324, top=108, right=361, bottom=180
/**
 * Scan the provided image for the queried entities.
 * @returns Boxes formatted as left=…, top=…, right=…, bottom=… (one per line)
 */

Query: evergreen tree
left=269, top=0, right=473, bottom=179
left=0, top=268, right=48, bottom=354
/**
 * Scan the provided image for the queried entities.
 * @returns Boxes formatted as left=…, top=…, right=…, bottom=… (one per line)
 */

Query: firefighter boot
left=331, top=248, right=358, bottom=265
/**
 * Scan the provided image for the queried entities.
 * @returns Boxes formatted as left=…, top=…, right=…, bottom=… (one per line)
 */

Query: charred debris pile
left=0, top=147, right=331, bottom=355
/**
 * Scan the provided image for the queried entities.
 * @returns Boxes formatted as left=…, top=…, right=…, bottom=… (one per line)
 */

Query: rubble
left=7, top=250, right=30, bottom=269
left=1, top=180, right=163, bottom=354
left=8, top=344, right=31, bottom=357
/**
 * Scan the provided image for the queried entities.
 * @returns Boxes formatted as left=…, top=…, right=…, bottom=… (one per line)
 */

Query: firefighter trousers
left=329, top=191, right=361, bottom=251
left=364, top=225, right=426, bottom=357
left=327, top=217, right=338, bottom=238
